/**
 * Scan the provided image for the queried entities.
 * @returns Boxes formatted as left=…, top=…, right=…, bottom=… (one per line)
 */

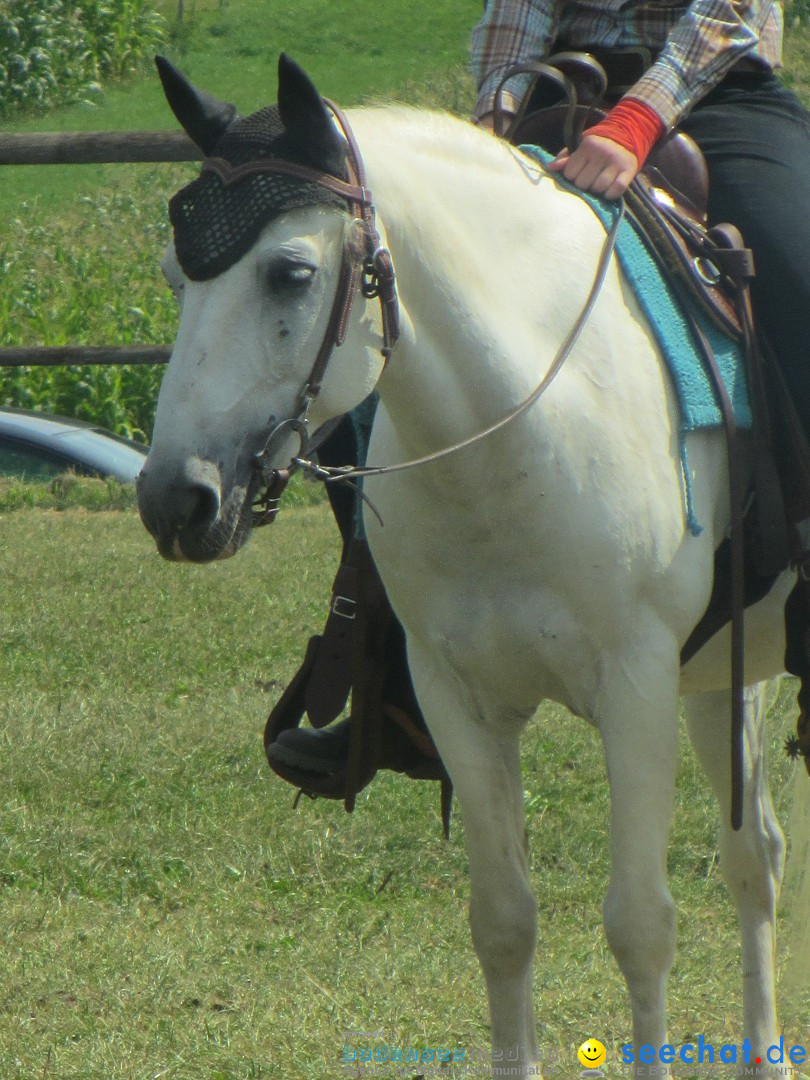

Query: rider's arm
left=556, top=0, right=780, bottom=196
left=472, top=0, right=782, bottom=196
left=625, top=0, right=781, bottom=131
left=473, top=0, right=781, bottom=128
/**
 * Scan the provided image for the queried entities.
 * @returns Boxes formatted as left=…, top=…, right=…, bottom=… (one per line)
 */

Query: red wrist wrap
left=585, top=99, right=665, bottom=168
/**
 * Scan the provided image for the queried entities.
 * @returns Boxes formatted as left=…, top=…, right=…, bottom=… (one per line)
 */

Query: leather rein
left=240, top=100, right=622, bottom=523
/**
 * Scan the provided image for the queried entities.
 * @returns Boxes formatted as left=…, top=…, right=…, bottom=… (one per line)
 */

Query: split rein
left=243, top=106, right=625, bottom=527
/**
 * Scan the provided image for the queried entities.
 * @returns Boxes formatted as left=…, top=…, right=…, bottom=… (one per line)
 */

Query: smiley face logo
left=577, top=1038, right=607, bottom=1069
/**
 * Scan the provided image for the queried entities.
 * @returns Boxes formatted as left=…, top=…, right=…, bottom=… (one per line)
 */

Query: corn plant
left=0, top=0, right=166, bottom=117
left=0, top=182, right=178, bottom=441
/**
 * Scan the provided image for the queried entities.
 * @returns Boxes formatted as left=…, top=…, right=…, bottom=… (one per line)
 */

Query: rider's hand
left=547, top=134, right=639, bottom=200
left=476, top=97, right=661, bottom=201
left=546, top=100, right=663, bottom=200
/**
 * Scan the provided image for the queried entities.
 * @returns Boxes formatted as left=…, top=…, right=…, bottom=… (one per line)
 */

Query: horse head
left=137, top=55, right=391, bottom=561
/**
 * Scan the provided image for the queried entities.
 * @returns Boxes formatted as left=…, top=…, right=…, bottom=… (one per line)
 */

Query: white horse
left=137, top=55, right=795, bottom=1078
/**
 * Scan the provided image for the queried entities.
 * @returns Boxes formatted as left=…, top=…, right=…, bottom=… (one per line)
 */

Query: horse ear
left=155, top=55, right=237, bottom=155
left=277, top=53, right=346, bottom=175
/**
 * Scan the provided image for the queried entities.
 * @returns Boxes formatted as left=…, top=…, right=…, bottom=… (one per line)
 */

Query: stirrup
left=263, top=531, right=453, bottom=838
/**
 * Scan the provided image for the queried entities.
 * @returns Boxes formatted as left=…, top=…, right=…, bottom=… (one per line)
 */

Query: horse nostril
left=183, top=481, right=221, bottom=534
left=137, top=455, right=225, bottom=559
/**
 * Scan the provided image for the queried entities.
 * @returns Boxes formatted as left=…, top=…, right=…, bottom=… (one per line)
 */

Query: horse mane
left=344, top=102, right=611, bottom=370
left=352, top=103, right=510, bottom=162
left=348, top=103, right=524, bottom=209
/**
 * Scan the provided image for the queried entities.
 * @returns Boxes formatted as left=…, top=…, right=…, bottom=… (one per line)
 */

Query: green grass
left=0, top=0, right=475, bottom=217
left=0, top=0, right=476, bottom=438
left=0, top=501, right=808, bottom=1077
left=0, top=472, right=139, bottom=512
left=0, top=469, right=323, bottom=513
left=784, top=25, right=810, bottom=102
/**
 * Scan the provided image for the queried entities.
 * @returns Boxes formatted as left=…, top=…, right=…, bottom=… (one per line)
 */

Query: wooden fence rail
left=0, top=129, right=199, bottom=368
left=0, top=346, right=172, bottom=367
left=0, top=130, right=200, bottom=166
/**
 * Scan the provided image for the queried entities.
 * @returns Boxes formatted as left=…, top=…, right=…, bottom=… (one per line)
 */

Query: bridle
left=196, top=100, right=400, bottom=527
left=228, top=102, right=623, bottom=526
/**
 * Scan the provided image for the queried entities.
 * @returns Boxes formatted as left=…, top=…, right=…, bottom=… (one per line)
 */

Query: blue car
left=0, top=408, right=148, bottom=483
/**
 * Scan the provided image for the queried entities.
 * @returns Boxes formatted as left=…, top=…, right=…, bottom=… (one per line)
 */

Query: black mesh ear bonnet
left=169, top=104, right=347, bottom=281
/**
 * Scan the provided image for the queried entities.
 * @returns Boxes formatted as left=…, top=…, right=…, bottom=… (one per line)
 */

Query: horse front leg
left=407, top=640, right=538, bottom=1079
left=683, top=684, right=785, bottom=1066
left=597, top=637, right=681, bottom=1076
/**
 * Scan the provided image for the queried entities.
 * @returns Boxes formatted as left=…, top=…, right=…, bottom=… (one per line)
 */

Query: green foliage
left=77, top=0, right=167, bottom=81
left=0, top=0, right=95, bottom=116
left=787, top=0, right=810, bottom=26
left=2, top=361, right=165, bottom=443
left=0, top=176, right=185, bottom=440
left=0, top=0, right=166, bottom=118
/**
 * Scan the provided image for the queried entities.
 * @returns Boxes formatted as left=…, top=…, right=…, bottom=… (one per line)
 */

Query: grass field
left=1, top=496, right=808, bottom=1078
left=2, top=4, right=810, bottom=1074
left=0, top=0, right=475, bottom=217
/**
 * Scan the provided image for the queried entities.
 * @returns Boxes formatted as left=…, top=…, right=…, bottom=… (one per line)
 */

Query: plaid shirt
left=471, top=0, right=783, bottom=129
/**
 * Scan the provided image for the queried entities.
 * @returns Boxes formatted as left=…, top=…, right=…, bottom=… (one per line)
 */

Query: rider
left=268, top=0, right=810, bottom=786
left=472, top=0, right=810, bottom=440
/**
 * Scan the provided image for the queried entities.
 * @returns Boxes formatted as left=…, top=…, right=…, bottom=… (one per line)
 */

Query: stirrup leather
left=264, top=536, right=453, bottom=837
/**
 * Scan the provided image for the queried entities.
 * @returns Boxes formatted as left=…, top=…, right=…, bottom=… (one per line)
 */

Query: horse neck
left=348, top=108, right=615, bottom=459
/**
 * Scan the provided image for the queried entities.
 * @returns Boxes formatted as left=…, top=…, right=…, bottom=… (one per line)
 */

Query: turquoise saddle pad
left=520, top=145, right=750, bottom=533
left=519, top=145, right=750, bottom=431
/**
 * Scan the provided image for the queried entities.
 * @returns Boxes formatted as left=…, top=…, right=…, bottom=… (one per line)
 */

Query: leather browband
left=201, top=155, right=374, bottom=207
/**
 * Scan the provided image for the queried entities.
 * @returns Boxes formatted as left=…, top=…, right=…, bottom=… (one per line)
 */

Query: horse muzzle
left=136, top=453, right=250, bottom=562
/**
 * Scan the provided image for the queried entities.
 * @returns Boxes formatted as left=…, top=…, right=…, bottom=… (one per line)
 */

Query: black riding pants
left=678, top=74, right=810, bottom=434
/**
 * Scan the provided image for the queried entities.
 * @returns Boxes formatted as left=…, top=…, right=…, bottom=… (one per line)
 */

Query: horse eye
left=268, top=260, right=317, bottom=291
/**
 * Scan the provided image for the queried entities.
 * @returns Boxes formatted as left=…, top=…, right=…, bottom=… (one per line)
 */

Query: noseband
left=200, top=102, right=399, bottom=525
